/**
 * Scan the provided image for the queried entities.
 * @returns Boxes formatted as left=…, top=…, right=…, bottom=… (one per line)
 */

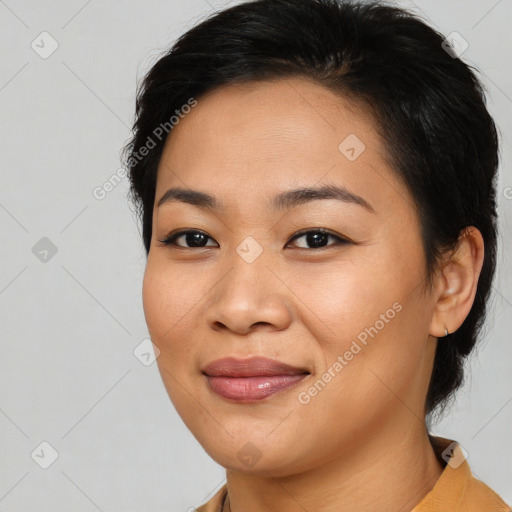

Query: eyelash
left=157, top=228, right=351, bottom=250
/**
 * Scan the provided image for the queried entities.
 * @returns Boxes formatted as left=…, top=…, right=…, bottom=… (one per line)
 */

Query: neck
left=224, top=420, right=444, bottom=512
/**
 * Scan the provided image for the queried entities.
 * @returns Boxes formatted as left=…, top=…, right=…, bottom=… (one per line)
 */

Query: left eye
left=286, top=229, right=350, bottom=249
left=157, top=229, right=350, bottom=249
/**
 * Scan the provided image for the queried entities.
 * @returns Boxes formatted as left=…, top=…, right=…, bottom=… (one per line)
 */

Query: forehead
left=154, top=77, right=407, bottom=212
left=161, top=77, right=378, bottom=158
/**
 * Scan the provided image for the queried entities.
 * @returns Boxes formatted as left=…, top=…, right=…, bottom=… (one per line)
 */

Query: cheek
left=289, top=257, right=427, bottom=408
left=142, top=266, right=171, bottom=344
left=142, top=261, right=205, bottom=416
left=143, top=255, right=199, bottom=333
left=285, top=261, right=403, bottom=352
left=142, top=260, right=199, bottom=365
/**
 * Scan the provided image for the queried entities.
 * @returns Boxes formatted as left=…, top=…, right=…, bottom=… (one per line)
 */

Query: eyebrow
left=156, top=183, right=375, bottom=213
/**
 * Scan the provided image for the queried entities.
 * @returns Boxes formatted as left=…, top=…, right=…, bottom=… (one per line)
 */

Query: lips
left=202, top=356, right=309, bottom=377
left=202, top=356, right=310, bottom=401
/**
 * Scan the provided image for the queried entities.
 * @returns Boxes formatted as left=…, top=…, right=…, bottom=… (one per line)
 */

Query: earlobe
left=428, top=226, right=485, bottom=339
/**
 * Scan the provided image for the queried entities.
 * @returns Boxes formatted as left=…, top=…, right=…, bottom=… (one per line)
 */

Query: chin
left=192, top=429, right=315, bottom=478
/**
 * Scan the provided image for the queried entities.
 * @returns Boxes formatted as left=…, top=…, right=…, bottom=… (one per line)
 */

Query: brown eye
left=158, top=230, right=218, bottom=248
left=287, top=229, right=351, bottom=249
left=157, top=228, right=350, bottom=250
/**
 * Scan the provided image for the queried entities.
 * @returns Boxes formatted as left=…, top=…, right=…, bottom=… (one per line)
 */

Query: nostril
left=252, top=321, right=271, bottom=328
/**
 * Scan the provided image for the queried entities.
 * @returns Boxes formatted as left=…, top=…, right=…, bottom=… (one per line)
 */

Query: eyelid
left=157, top=228, right=352, bottom=249
left=286, top=228, right=351, bottom=247
left=157, top=229, right=218, bottom=248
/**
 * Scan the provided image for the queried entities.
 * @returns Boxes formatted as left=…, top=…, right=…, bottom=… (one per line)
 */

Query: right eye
left=157, top=230, right=219, bottom=249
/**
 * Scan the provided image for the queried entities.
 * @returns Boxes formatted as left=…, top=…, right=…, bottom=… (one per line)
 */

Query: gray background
left=0, top=0, right=511, bottom=510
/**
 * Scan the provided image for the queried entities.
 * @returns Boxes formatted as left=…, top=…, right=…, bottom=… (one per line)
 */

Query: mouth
left=202, top=356, right=310, bottom=402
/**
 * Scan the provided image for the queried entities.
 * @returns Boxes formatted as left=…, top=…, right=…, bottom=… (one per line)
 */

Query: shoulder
left=413, top=436, right=511, bottom=512
left=457, top=474, right=511, bottom=511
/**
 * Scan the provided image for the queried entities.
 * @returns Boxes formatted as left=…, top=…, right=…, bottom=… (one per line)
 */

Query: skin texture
left=142, top=77, right=485, bottom=512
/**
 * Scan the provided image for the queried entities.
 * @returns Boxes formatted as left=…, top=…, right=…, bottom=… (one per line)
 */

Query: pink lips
left=202, top=356, right=310, bottom=402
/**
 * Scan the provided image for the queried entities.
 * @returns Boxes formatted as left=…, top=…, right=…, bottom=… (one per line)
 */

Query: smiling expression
left=142, top=76, right=439, bottom=476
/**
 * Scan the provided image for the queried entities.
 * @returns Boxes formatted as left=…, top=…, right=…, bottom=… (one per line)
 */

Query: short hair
left=122, top=0, right=499, bottom=420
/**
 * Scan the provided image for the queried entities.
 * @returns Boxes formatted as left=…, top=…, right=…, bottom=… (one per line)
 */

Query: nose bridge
left=205, top=234, right=292, bottom=333
left=222, top=233, right=275, bottom=303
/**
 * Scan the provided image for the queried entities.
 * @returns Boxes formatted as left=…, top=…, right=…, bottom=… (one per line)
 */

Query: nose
left=204, top=248, right=294, bottom=336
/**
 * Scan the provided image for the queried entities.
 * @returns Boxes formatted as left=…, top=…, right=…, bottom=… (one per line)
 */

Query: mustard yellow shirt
left=196, top=437, right=510, bottom=512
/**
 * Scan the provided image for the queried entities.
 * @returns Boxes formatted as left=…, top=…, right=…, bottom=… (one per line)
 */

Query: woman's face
left=143, top=77, right=439, bottom=476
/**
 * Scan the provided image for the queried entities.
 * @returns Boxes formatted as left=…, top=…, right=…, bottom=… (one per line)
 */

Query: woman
left=122, top=0, right=510, bottom=510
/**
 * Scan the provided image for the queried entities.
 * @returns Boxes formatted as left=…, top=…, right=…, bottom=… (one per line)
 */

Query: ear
left=429, top=226, right=485, bottom=338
